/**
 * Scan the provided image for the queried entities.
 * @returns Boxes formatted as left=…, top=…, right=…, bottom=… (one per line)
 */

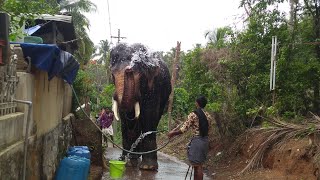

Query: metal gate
left=0, top=47, right=18, bottom=116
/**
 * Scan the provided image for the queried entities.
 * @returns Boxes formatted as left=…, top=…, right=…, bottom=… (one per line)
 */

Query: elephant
left=110, top=43, right=172, bottom=170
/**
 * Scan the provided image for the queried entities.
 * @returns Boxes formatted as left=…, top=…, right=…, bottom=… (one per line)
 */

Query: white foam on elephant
left=129, top=47, right=160, bottom=69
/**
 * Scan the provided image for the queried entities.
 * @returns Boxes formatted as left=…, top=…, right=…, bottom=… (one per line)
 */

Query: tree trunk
left=167, top=41, right=181, bottom=130
left=288, top=0, right=295, bottom=33
left=314, top=81, right=320, bottom=114
left=313, top=0, right=320, bottom=114
left=287, top=0, right=298, bottom=63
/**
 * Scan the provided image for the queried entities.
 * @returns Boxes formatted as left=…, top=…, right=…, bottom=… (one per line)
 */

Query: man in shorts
left=167, top=96, right=212, bottom=180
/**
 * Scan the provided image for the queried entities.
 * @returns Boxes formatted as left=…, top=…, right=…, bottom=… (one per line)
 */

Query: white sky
left=85, top=0, right=246, bottom=52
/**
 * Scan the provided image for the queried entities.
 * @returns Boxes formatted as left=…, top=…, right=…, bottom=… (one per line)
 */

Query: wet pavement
left=102, top=147, right=211, bottom=180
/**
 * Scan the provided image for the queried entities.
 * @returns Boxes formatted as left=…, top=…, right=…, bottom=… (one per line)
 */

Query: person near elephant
left=110, top=43, right=171, bottom=170
left=167, top=96, right=213, bottom=180
left=99, top=107, right=116, bottom=147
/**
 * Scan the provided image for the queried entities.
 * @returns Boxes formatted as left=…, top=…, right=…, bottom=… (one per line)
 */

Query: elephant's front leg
left=121, top=120, right=141, bottom=167
left=139, top=133, right=158, bottom=170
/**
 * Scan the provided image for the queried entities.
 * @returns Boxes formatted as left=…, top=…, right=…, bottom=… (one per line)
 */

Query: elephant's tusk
left=112, top=98, right=120, bottom=121
left=135, top=102, right=140, bottom=120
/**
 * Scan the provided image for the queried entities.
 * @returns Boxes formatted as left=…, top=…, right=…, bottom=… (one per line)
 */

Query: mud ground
left=159, top=130, right=319, bottom=180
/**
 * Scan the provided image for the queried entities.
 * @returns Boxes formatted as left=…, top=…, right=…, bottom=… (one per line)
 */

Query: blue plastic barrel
left=67, top=146, right=91, bottom=159
left=68, top=146, right=89, bottom=151
left=55, top=156, right=90, bottom=180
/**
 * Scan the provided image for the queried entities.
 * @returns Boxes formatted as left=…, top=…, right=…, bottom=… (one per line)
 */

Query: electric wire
left=106, top=0, right=113, bottom=44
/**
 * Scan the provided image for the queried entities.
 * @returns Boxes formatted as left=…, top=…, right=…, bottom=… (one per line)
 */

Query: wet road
left=102, top=147, right=211, bottom=180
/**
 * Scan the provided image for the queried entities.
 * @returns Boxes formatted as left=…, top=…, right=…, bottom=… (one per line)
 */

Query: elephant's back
left=157, top=60, right=171, bottom=87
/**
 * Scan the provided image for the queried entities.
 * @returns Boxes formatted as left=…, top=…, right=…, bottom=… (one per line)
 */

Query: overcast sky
left=85, top=0, right=246, bottom=52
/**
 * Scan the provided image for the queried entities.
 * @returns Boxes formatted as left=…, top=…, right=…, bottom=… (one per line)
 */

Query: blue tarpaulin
left=14, top=43, right=79, bottom=84
left=24, top=25, right=42, bottom=35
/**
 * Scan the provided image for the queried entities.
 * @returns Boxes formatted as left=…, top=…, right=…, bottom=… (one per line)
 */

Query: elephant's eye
left=111, top=55, right=119, bottom=65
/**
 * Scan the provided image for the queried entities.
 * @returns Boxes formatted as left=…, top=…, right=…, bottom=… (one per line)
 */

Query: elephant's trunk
left=113, top=66, right=141, bottom=120
left=122, top=67, right=135, bottom=110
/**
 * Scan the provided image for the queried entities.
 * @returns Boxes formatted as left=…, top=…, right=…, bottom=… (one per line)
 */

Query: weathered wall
left=26, top=115, right=74, bottom=180
left=33, top=70, right=65, bottom=136
left=16, top=71, right=73, bottom=136
left=0, top=113, right=24, bottom=150
left=16, top=72, right=34, bottom=136
left=62, top=85, right=72, bottom=118
left=72, top=118, right=102, bottom=166
left=0, top=115, right=73, bottom=180
left=0, top=138, right=25, bottom=180
left=0, top=70, right=74, bottom=180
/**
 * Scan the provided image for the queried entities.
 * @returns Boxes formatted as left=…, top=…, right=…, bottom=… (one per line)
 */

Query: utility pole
left=167, top=41, right=181, bottom=130
left=270, top=36, right=277, bottom=105
left=111, top=29, right=126, bottom=43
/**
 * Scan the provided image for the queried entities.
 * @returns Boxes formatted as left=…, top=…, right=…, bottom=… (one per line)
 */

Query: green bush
left=158, top=113, right=169, bottom=133
left=172, top=88, right=190, bottom=119
left=99, top=84, right=115, bottom=109
left=72, top=69, right=95, bottom=112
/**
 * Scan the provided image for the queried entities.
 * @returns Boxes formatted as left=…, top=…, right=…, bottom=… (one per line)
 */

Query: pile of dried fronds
left=241, top=115, right=320, bottom=173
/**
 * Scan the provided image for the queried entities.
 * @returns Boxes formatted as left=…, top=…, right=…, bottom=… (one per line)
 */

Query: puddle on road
left=102, top=147, right=210, bottom=180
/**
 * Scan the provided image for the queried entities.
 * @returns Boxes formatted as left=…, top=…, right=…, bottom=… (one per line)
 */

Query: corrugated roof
left=37, top=14, right=72, bottom=23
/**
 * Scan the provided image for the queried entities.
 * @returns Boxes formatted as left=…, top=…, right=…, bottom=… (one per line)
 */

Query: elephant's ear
left=146, top=66, right=160, bottom=90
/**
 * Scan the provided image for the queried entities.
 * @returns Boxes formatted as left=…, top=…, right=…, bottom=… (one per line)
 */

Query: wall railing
left=0, top=47, right=18, bottom=116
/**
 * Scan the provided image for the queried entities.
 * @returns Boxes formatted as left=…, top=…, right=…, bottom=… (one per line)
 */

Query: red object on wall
left=0, top=13, right=9, bottom=66
left=0, top=40, right=4, bottom=65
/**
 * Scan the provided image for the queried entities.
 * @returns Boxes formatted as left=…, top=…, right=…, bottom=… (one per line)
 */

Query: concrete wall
left=26, top=115, right=73, bottom=180
left=0, top=138, right=25, bottom=180
left=0, top=113, right=24, bottom=150
left=62, top=85, right=72, bottom=118
left=15, top=73, right=34, bottom=136
left=0, top=70, right=74, bottom=180
left=15, top=71, right=73, bottom=136
left=0, top=116, right=73, bottom=180
left=33, top=70, right=65, bottom=136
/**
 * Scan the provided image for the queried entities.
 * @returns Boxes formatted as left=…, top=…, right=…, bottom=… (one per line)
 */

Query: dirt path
left=101, top=147, right=212, bottom=180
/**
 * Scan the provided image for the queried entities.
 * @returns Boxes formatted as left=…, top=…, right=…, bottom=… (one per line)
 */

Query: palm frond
left=59, top=0, right=96, bottom=64
left=60, top=0, right=96, bottom=13
left=241, top=116, right=320, bottom=173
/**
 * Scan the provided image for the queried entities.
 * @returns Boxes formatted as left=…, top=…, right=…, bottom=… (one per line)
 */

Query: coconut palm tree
left=204, top=27, right=232, bottom=49
left=96, top=39, right=110, bottom=64
left=95, top=39, right=112, bottom=83
left=59, top=0, right=97, bottom=64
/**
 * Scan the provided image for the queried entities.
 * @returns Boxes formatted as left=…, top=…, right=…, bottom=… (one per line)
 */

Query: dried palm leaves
left=241, top=115, right=320, bottom=173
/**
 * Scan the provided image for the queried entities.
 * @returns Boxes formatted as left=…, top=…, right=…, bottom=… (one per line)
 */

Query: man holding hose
left=167, top=96, right=212, bottom=180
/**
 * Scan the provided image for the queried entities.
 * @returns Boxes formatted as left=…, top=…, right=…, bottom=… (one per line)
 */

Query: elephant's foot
left=139, top=158, right=158, bottom=171
left=126, top=158, right=141, bottom=167
left=118, top=154, right=125, bottom=161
